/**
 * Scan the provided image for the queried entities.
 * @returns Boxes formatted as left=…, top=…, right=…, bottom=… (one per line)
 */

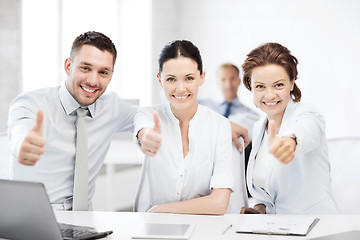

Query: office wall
left=0, top=0, right=22, bottom=132
left=151, top=0, right=360, bottom=138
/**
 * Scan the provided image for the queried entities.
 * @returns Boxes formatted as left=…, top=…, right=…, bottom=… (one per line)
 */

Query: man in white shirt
left=198, top=63, right=259, bottom=137
left=7, top=31, right=137, bottom=210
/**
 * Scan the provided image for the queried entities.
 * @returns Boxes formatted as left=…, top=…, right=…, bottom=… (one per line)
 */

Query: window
left=22, top=0, right=151, bottom=105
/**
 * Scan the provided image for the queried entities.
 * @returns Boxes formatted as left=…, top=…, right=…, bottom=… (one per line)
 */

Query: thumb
left=153, top=111, right=161, bottom=133
left=268, top=119, right=279, bottom=145
left=33, top=110, right=44, bottom=135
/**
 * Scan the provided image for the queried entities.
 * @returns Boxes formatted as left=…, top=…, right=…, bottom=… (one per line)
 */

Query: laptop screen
left=0, top=179, right=64, bottom=240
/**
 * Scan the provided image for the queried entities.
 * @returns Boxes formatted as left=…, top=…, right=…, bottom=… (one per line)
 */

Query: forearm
left=281, top=110, right=326, bottom=154
left=149, top=188, right=231, bottom=215
left=8, top=108, right=34, bottom=157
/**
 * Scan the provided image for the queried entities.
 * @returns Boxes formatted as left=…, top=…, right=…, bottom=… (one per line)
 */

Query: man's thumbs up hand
left=18, top=110, right=46, bottom=165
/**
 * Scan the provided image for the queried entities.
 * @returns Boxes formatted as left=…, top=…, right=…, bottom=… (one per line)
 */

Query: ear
left=157, top=73, right=163, bottom=88
left=200, top=71, right=205, bottom=86
left=236, top=76, right=241, bottom=86
left=64, top=58, right=72, bottom=76
left=290, top=79, right=295, bottom=91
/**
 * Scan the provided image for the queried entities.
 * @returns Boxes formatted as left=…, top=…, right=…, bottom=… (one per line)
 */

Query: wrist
left=136, top=129, right=143, bottom=147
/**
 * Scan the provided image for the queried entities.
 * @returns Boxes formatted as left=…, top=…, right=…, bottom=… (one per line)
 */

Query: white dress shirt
left=134, top=102, right=234, bottom=211
left=198, top=98, right=260, bottom=139
left=7, top=83, right=137, bottom=210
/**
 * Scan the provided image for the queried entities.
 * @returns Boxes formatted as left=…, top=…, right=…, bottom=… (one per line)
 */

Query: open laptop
left=0, top=179, right=113, bottom=240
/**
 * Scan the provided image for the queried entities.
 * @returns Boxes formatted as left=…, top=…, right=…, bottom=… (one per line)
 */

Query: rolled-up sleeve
left=210, top=119, right=234, bottom=191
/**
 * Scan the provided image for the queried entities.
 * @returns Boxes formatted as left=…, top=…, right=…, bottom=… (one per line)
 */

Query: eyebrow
left=165, top=74, right=176, bottom=78
left=185, top=73, right=196, bottom=77
left=254, top=79, right=286, bottom=84
left=80, top=62, right=112, bottom=71
left=274, top=79, right=286, bottom=84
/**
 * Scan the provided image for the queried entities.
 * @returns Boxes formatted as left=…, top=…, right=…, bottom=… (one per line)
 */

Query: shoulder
left=11, top=86, right=60, bottom=108
left=285, top=101, right=323, bottom=118
left=198, top=104, right=229, bottom=126
left=98, top=91, right=137, bottom=111
left=233, top=99, right=259, bottom=115
left=197, top=98, right=221, bottom=112
left=136, top=103, right=168, bottom=119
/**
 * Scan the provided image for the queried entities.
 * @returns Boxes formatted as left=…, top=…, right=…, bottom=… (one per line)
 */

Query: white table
left=55, top=211, right=360, bottom=239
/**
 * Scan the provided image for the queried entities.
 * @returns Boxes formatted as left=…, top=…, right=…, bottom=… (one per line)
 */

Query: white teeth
left=82, top=86, right=95, bottom=93
left=174, top=95, right=188, bottom=99
left=265, top=102, right=278, bottom=105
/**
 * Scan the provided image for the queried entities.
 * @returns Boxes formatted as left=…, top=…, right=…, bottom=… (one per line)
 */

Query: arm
left=268, top=104, right=325, bottom=164
left=148, top=188, right=231, bottom=215
left=8, top=95, right=46, bottom=166
left=282, top=106, right=326, bottom=154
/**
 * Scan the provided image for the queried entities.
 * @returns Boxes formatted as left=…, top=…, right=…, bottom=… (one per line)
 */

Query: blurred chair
left=227, top=137, right=248, bottom=213
left=134, top=137, right=248, bottom=213
left=328, top=136, right=360, bottom=214
left=0, top=132, right=11, bottom=179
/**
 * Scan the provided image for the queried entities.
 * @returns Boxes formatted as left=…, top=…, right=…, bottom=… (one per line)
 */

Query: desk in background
left=93, top=132, right=144, bottom=211
left=55, top=211, right=360, bottom=240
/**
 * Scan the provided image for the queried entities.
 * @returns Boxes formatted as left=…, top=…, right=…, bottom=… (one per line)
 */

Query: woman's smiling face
left=158, top=56, right=204, bottom=114
left=251, top=64, right=294, bottom=123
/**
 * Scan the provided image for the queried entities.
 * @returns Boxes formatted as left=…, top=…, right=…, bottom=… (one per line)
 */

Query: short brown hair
left=70, top=31, right=117, bottom=66
left=242, top=42, right=301, bottom=102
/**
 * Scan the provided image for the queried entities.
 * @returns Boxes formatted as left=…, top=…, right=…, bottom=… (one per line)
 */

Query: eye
left=100, top=71, right=109, bottom=76
left=186, top=76, right=194, bottom=81
left=80, top=66, right=90, bottom=71
left=255, top=85, right=264, bottom=89
left=166, top=77, right=175, bottom=82
left=275, top=83, right=284, bottom=88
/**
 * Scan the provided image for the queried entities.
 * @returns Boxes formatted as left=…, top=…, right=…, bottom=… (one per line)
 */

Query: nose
left=223, top=80, right=231, bottom=89
left=86, top=71, right=98, bottom=86
left=265, top=88, right=276, bottom=99
left=177, top=80, right=186, bottom=92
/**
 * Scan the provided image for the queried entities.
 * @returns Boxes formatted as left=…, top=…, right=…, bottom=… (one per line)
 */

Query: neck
left=225, top=95, right=237, bottom=103
left=170, top=103, right=198, bottom=123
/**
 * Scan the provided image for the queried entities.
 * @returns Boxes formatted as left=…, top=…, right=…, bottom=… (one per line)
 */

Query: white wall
left=151, top=0, right=360, bottom=138
left=0, top=0, right=21, bottom=132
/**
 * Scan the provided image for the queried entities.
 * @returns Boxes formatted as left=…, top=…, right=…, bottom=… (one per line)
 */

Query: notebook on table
left=0, top=179, right=113, bottom=240
left=236, top=215, right=319, bottom=236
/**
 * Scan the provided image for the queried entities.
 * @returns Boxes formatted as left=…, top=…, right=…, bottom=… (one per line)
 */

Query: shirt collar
left=221, top=97, right=240, bottom=107
left=164, top=101, right=202, bottom=124
left=58, top=82, right=95, bottom=118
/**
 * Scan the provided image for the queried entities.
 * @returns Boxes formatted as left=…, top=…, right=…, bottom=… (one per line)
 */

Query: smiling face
left=158, top=56, right=205, bottom=118
left=251, top=64, right=294, bottom=124
left=64, top=45, right=114, bottom=106
left=218, top=66, right=241, bottom=102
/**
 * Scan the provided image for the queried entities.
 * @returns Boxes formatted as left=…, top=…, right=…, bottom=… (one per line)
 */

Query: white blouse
left=134, top=102, right=234, bottom=210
